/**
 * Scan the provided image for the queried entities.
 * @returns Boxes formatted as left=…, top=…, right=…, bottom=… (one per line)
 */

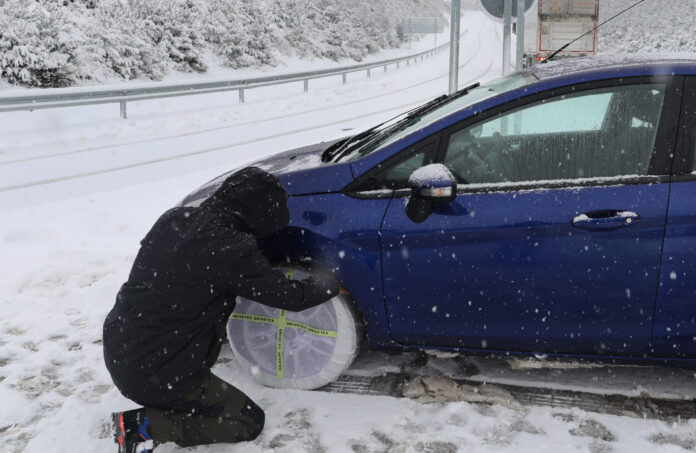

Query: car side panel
left=654, top=181, right=696, bottom=356
left=261, top=194, right=395, bottom=348
left=381, top=184, right=668, bottom=355
left=653, top=77, right=696, bottom=357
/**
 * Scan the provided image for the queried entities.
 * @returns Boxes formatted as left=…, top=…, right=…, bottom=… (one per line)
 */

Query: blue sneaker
left=112, top=409, right=153, bottom=453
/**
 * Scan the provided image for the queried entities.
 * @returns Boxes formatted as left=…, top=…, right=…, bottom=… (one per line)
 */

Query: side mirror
left=406, top=164, right=456, bottom=223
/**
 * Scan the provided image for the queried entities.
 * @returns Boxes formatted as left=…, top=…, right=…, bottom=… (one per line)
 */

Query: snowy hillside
left=598, top=0, right=696, bottom=54
left=0, top=0, right=446, bottom=88
left=460, top=0, right=696, bottom=55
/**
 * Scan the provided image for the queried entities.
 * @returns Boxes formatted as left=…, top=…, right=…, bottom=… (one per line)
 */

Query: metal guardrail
left=0, top=41, right=451, bottom=119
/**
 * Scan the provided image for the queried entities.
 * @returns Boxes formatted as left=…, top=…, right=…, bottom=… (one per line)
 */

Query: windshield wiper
left=324, top=96, right=451, bottom=162
left=450, top=81, right=481, bottom=99
left=398, top=82, right=480, bottom=121
left=321, top=137, right=351, bottom=162
left=321, top=126, right=384, bottom=162
left=325, top=82, right=481, bottom=163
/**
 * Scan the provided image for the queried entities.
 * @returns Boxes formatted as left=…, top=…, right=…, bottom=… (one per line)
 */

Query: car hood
left=253, top=140, right=334, bottom=174
left=179, top=138, right=353, bottom=206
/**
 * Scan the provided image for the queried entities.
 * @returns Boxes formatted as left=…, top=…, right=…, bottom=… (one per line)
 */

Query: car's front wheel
left=227, top=273, right=362, bottom=390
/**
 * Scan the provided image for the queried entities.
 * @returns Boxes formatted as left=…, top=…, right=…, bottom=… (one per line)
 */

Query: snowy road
left=2, top=10, right=696, bottom=453
left=0, top=15, right=495, bottom=208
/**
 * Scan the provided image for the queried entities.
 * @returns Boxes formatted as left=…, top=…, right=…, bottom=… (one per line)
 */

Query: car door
left=654, top=76, right=696, bottom=358
left=380, top=76, right=682, bottom=356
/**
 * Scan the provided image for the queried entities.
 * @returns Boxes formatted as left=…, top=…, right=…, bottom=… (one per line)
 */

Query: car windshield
left=337, top=72, right=536, bottom=162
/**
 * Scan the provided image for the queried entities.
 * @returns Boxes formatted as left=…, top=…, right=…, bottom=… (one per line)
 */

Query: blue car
left=183, top=55, right=696, bottom=384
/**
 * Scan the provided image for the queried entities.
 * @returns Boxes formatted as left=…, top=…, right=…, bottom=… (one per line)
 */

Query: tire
left=227, top=269, right=361, bottom=390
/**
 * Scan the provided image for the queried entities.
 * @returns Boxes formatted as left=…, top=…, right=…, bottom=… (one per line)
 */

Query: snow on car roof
left=531, top=53, right=696, bottom=80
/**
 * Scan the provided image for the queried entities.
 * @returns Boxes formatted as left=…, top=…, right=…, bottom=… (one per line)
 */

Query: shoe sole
left=112, top=412, right=126, bottom=453
left=111, top=412, right=153, bottom=453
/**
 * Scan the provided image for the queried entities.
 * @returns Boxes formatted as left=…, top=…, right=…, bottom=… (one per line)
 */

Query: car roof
left=529, top=53, right=696, bottom=81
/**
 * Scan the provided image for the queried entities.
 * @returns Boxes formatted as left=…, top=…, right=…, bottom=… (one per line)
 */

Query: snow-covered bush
left=273, top=0, right=330, bottom=60
left=133, top=0, right=208, bottom=73
left=0, top=0, right=83, bottom=87
left=274, top=0, right=430, bottom=62
left=204, top=0, right=278, bottom=68
left=322, top=2, right=374, bottom=61
left=62, top=0, right=98, bottom=8
left=83, top=3, right=167, bottom=81
left=0, top=0, right=447, bottom=87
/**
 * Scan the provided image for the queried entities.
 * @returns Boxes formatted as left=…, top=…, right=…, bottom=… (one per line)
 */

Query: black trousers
left=122, top=339, right=265, bottom=448
left=145, top=371, right=265, bottom=448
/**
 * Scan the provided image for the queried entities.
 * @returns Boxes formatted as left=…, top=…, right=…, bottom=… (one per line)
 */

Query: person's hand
left=301, top=275, right=340, bottom=305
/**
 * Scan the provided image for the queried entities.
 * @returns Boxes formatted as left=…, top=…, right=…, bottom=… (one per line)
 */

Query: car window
left=479, top=92, right=612, bottom=136
left=382, top=151, right=429, bottom=182
left=444, top=83, right=666, bottom=185
left=353, top=137, right=439, bottom=191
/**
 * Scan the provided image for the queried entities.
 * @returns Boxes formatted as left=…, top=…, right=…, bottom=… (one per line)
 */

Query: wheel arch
left=261, top=224, right=395, bottom=349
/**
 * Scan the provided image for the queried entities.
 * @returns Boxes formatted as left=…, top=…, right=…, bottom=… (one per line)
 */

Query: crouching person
left=103, top=167, right=339, bottom=452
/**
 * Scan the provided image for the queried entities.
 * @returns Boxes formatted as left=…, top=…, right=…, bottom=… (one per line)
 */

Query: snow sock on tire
left=112, top=409, right=153, bottom=453
left=227, top=268, right=362, bottom=390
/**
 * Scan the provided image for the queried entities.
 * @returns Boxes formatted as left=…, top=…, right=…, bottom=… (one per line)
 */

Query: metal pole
left=304, top=79, right=308, bottom=92
left=516, top=0, right=525, bottom=71
left=448, top=0, right=461, bottom=94
left=119, top=101, right=127, bottom=119
left=503, top=0, right=512, bottom=76
left=238, top=88, right=244, bottom=103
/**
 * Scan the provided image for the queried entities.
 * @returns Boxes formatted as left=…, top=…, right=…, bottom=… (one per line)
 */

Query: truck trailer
left=523, top=0, right=599, bottom=67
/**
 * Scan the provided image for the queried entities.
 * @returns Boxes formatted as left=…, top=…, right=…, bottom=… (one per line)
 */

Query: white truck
left=523, top=0, right=599, bottom=67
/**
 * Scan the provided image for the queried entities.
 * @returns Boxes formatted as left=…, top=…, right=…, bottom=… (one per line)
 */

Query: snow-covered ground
left=2, top=10, right=696, bottom=453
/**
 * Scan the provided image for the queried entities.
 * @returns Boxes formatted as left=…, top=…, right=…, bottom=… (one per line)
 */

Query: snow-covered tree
left=84, top=2, right=167, bottom=81
left=204, top=0, right=278, bottom=68
left=0, top=0, right=83, bottom=87
left=134, top=0, right=208, bottom=73
left=0, top=0, right=448, bottom=87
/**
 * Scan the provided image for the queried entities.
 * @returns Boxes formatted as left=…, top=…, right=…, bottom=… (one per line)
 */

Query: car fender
left=260, top=194, right=397, bottom=349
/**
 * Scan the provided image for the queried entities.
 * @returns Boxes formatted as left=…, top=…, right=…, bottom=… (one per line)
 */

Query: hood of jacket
left=200, top=167, right=290, bottom=237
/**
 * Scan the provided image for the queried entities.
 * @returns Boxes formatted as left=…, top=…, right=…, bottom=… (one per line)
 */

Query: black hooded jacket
left=103, top=167, right=338, bottom=405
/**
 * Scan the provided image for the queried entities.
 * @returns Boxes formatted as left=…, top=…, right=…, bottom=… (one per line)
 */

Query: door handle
left=571, top=210, right=639, bottom=230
